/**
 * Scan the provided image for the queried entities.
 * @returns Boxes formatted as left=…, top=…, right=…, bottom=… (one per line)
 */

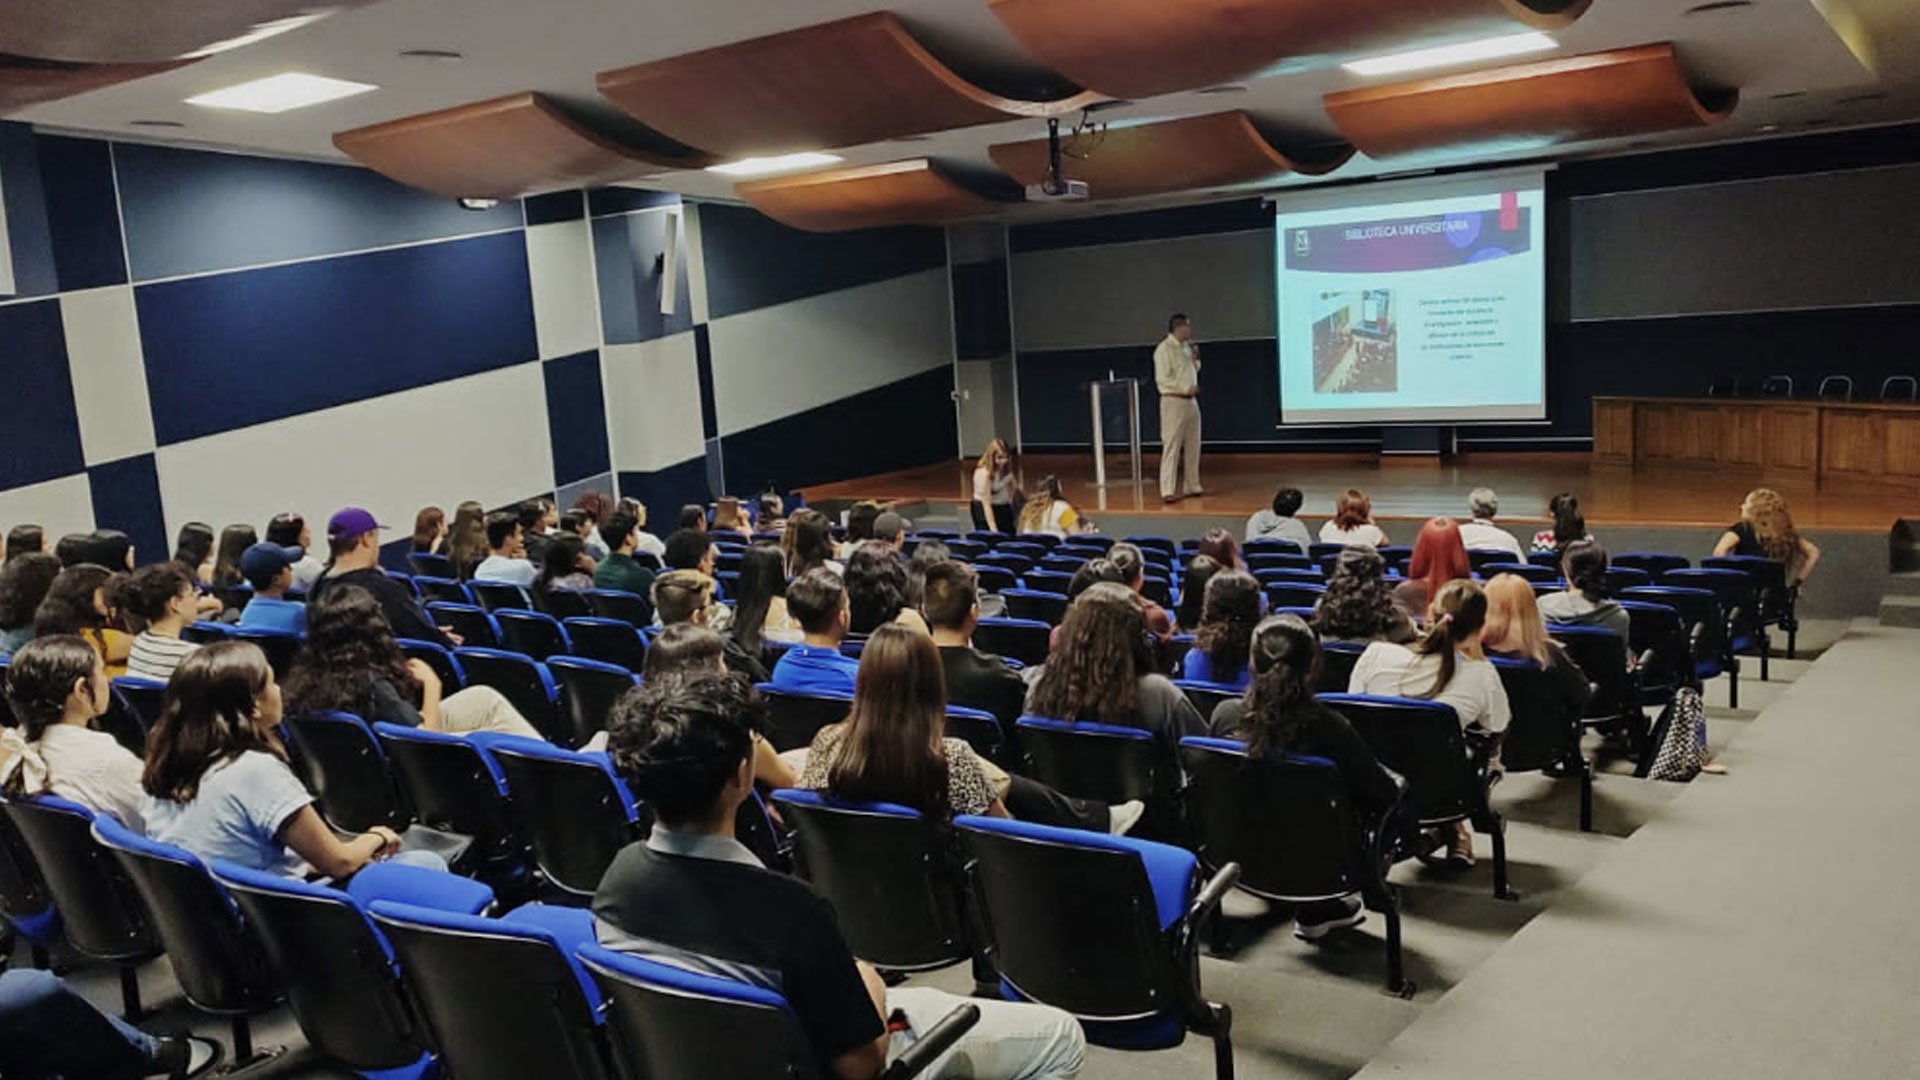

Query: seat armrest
left=882, top=1003, right=981, bottom=1080
left=348, top=861, right=495, bottom=916
left=1184, top=862, right=1241, bottom=928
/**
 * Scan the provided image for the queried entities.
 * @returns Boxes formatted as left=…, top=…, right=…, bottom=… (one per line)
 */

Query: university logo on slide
left=1293, top=229, right=1311, bottom=258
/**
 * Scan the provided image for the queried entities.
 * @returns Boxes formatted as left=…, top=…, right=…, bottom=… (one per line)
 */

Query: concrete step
left=1881, top=595, right=1920, bottom=629
left=1887, top=573, right=1920, bottom=598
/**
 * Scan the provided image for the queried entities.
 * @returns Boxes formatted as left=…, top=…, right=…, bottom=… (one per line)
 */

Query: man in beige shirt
left=1153, top=312, right=1203, bottom=502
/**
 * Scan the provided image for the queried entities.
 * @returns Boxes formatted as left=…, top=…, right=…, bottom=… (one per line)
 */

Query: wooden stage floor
left=799, top=452, right=1916, bottom=533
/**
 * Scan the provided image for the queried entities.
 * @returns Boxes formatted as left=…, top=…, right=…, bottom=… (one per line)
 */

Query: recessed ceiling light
left=129, top=119, right=185, bottom=128
left=1684, top=1, right=1753, bottom=14
left=186, top=72, right=376, bottom=114
left=182, top=12, right=329, bottom=58
left=1342, top=32, right=1556, bottom=77
left=704, top=152, right=843, bottom=177
left=399, top=48, right=465, bottom=61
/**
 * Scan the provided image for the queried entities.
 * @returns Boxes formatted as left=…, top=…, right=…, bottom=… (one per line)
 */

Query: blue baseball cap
left=239, top=542, right=302, bottom=589
left=327, top=507, right=387, bottom=541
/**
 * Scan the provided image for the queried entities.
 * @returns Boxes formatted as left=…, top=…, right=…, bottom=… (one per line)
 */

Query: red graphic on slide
left=1499, top=191, right=1518, bottom=231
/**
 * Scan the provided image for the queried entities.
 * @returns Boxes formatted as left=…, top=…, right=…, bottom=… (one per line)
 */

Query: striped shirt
left=126, top=631, right=200, bottom=682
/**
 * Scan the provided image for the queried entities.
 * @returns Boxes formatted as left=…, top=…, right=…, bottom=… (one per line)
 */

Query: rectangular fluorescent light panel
left=705, top=152, right=843, bottom=177
left=186, top=72, right=376, bottom=114
left=1342, top=32, right=1556, bottom=77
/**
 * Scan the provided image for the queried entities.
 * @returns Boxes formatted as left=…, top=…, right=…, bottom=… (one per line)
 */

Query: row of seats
left=1707, top=373, right=1916, bottom=402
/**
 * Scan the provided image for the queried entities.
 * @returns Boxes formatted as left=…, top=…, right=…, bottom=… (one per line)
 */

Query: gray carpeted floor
left=7, top=623, right=1851, bottom=1079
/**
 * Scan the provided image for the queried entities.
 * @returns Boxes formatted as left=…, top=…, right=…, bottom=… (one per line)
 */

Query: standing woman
left=971, top=438, right=1023, bottom=534
left=444, top=501, right=488, bottom=579
left=411, top=507, right=447, bottom=556
left=1715, top=488, right=1821, bottom=585
left=173, top=523, right=217, bottom=585
left=1319, top=490, right=1388, bottom=547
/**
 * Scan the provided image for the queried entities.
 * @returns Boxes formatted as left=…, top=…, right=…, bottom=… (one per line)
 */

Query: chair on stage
left=1759, top=374, right=1794, bottom=398
left=1817, top=375, right=1854, bottom=401
left=1706, top=375, right=1741, bottom=398
left=1881, top=375, right=1917, bottom=403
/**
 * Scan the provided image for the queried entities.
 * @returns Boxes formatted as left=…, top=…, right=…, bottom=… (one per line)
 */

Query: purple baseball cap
left=327, top=507, right=387, bottom=540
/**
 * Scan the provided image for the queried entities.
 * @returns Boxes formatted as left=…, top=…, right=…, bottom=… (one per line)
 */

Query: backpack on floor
left=1638, top=686, right=1708, bottom=782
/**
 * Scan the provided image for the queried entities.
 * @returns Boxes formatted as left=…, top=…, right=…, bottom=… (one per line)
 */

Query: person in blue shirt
left=1181, top=570, right=1262, bottom=690
left=236, top=542, right=307, bottom=635
left=767, top=568, right=861, bottom=696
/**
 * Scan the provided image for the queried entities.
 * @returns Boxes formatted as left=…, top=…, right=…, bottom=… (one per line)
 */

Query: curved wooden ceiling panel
left=984, top=0, right=1590, bottom=100
left=596, top=12, right=1100, bottom=159
left=1324, top=43, right=1736, bottom=159
left=0, top=1, right=375, bottom=64
left=736, top=159, right=1007, bottom=232
left=0, top=53, right=190, bottom=116
left=988, top=112, right=1352, bottom=201
left=334, top=92, right=714, bottom=200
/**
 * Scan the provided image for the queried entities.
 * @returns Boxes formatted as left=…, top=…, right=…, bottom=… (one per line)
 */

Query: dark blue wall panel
left=693, top=324, right=718, bottom=441
left=592, top=210, right=693, bottom=345
left=87, top=453, right=166, bottom=566
left=1011, top=199, right=1271, bottom=254
left=524, top=190, right=586, bottom=226
left=699, top=203, right=945, bottom=319
left=589, top=189, right=680, bottom=217
left=952, top=257, right=1010, bottom=360
left=0, top=300, right=84, bottom=489
left=36, top=136, right=126, bottom=291
left=542, top=350, right=611, bottom=486
left=114, top=142, right=522, bottom=281
left=0, top=123, right=59, bottom=297
left=720, top=366, right=956, bottom=493
left=137, top=229, right=538, bottom=444
left=618, top=456, right=709, bottom=533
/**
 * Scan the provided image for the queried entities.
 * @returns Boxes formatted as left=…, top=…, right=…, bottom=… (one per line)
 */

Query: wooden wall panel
left=1324, top=43, right=1735, bottom=159
left=1592, top=398, right=1634, bottom=465
left=597, top=13, right=1099, bottom=159
left=736, top=159, right=1005, bottom=232
left=1884, top=417, right=1920, bottom=479
left=0, top=1, right=374, bottom=64
left=985, top=0, right=1588, bottom=100
left=1821, top=410, right=1885, bottom=480
left=987, top=112, right=1351, bottom=200
left=334, top=92, right=711, bottom=200
left=0, top=54, right=189, bottom=116
left=1598, top=396, right=1920, bottom=485
left=1764, top=408, right=1819, bottom=474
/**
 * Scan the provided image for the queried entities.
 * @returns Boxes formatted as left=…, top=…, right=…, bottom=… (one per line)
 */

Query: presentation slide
left=1275, top=170, right=1547, bottom=424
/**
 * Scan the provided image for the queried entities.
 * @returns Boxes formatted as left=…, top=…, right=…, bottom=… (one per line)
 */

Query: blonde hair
left=1481, top=574, right=1553, bottom=667
left=1742, top=488, right=1801, bottom=566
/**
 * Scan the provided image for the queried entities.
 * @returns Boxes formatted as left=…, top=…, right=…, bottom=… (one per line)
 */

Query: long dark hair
left=2, top=635, right=99, bottom=745
left=212, top=525, right=257, bottom=589
left=1176, top=555, right=1221, bottom=630
left=827, top=624, right=951, bottom=818
left=5, top=525, right=45, bottom=561
left=537, top=534, right=587, bottom=592
left=173, top=522, right=215, bottom=574
left=1235, top=616, right=1322, bottom=758
left=843, top=541, right=909, bottom=636
left=1193, top=570, right=1261, bottom=677
left=445, top=501, right=487, bottom=578
left=1410, top=579, right=1488, bottom=699
left=1560, top=539, right=1610, bottom=600
left=33, top=565, right=116, bottom=637
left=782, top=509, right=835, bottom=578
left=1547, top=492, right=1585, bottom=550
left=143, top=642, right=283, bottom=803
left=412, top=507, right=445, bottom=553
left=731, top=543, right=786, bottom=654
left=283, top=586, right=420, bottom=717
left=0, top=553, right=62, bottom=632
left=1195, top=527, right=1242, bottom=571
left=1029, top=583, right=1153, bottom=726
left=1313, top=548, right=1399, bottom=640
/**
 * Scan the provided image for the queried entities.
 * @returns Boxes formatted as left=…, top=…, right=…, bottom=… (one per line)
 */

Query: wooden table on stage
left=1593, top=396, right=1920, bottom=485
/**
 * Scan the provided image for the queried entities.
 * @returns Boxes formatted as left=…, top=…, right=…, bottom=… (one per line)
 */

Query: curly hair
left=605, top=672, right=767, bottom=826
left=1742, top=488, right=1801, bottom=565
left=1235, top=615, right=1323, bottom=758
left=1193, top=570, right=1262, bottom=677
left=0, top=553, right=61, bottom=631
left=1028, top=583, right=1153, bottom=725
left=1313, top=547, right=1401, bottom=640
left=843, top=541, right=910, bottom=635
left=282, top=586, right=420, bottom=718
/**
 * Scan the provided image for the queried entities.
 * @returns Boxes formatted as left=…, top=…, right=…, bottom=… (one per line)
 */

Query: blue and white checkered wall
left=0, top=121, right=958, bottom=557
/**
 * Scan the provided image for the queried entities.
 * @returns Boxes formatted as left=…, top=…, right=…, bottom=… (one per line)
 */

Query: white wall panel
left=0, top=474, right=95, bottom=544
left=525, top=219, right=600, bottom=360
left=154, top=363, right=555, bottom=541
left=61, top=286, right=157, bottom=466
left=603, top=331, right=704, bottom=472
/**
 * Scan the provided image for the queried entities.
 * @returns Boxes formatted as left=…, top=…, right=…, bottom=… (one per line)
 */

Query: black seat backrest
left=283, top=712, right=412, bottom=832
left=757, top=688, right=852, bottom=753
left=548, top=658, right=637, bottom=750
left=112, top=678, right=169, bottom=741
left=972, top=618, right=1051, bottom=666
left=1322, top=695, right=1474, bottom=825
left=1003, top=590, right=1069, bottom=625
left=943, top=707, right=1006, bottom=766
left=2, top=797, right=154, bottom=962
left=772, top=792, right=968, bottom=972
left=587, top=589, right=653, bottom=628
left=0, top=805, right=51, bottom=928
left=426, top=603, right=500, bottom=649
left=1178, top=740, right=1360, bottom=901
left=1490, top=659, right=1580, bottom=772
left=582, top=948, right=819, bottom=1080
left=498, top=612, right=570, bottom=661
left=456, top=650, right=563, bottom=742
left=416, top=577, right=471, bottom=605
left=1545, top=627, right=1635, bottom=720
left=489, top=743, right=644, bottom=898
left=397, top=640, right=466, bottom=691
left=409, top=552, right=457, bottom=578
left=1015, top=719, right=1168, bottom=807
left=1315, top=641, right=1365, bottom=694
left=231, top=629, right=300, bottom=679
left=1622, top=586, right=1725, bottom=655
left=538, top=589, right=593, bottom=620
left=376, top=727, right=521, bottom=863
left=1174, top=681, right=1239, bottom=721
left=563, top=618, right=648, bottom=673
left=96, top=684, right=152, bottom=757
left=469, top=581, right=533, bottom=613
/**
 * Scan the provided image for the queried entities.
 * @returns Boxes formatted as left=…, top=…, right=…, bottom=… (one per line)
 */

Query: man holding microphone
left=1154, top=312, right=1204, bottom=503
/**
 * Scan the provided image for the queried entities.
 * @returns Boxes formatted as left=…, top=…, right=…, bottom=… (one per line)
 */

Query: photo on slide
left=1311, top=290, right=1397, bottom=394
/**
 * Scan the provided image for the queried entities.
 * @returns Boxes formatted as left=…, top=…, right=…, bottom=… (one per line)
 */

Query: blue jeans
left=0, top=969, right=161, bottom=1079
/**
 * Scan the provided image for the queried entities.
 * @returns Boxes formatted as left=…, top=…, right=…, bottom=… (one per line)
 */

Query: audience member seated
left=285, top=587, right=542, bottom=739
left=0, top=969, right=221, bottom=1079
left=1065, top=557, right=1125, bottom=601
left=1538, top=540, right=1629, bottom=638
left=843, top=541, right=929, bottom=637
left=1349, top=580, right=1509, bottom=867
left=444, top=501, right=488, bottom=581
left=594, top=673, right=1087, bottom=1080
left=677, top=503, right=709, bottom=534
left=1394, top=517, right=1471, bottom=621
left=972, top=438, right=1022, bottom=535
left=663, top=528, right=717, bottom=576
left=711, top=497, right=751, bottom=538
left=1531, top=492, right=1592, bottom=556
left=1108, top=542, right=1173, bottom=639
left=1016, top=475, right=1092, bottom=538
left=840, top=501, right=881, bottom=557
left=173, top=522, right=217, bottom=586
left=1, top=636, right=148, bottom=830
left=872, top=511, right=909, bottom=551
left=143, top=643, right=440, bottom=879
left=1314, top=548, right=1416, bottom=644
left=1183, top=570, right=1261, bottom=689
left=62, top=530, right=135, bottom=574
left=210, top=525, right=257, bottom=591
left=521, top=499, right=558, bottom=565
left=618, top=498, right=667, bottom=560
left=119, top=564, right=202, bottom=682
left=1716, top=487, right=1821, bottom=585
left=756, top=493, right=788, bottom=536
left=1481, top=574, right=1592, bottom=720
left=906, top=540, right=949, bottom=609
left=536, top=534, right=595, bottom=595
left=783, top=508, right=843, bottom=579
left=1175, top=555, right=1222, bottom=633
left=731, top=545, right=801, bottom=666
left=1027, top=583, right=1207, bottom=751
left=266, top=513, right=327, bottom=591
left=766, top=569, right=859, bottom=695
left=310, top=508, right=453, bottom=647
left=0, top=552, right=60, bottom=654
left=236, top=543, right=308, bottom=635
left=924, top=562, right=1027, bottom=729
left=593, top=512, right=657, bottom=599
left=654, top=570, right=764, bottom=681
left=34, top=564, right=132, bottom=676
left=641, top=625, right=798, bottom=790
left=1245, top=484, right=1311, bottom=549
left=1458, top=488, right=1525, bottom=561
left=474, top=511, right=538, bottom=587
left=5, top=524, right=47, bottom=562
left=411, top=506, right=448, bottom=559
left=1320, top=488, right=1389, bottom=547
left=562, top=504, right=606, bottom=562
left=1195, top=527, right=1245, bottom=572
left=574, top=493, right=615, bottom=560
left=1209, top=615, right=1400, bottom=939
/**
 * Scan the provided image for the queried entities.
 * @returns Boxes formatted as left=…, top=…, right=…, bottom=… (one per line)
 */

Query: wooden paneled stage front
left=799, top=451, right=1917, bottom=534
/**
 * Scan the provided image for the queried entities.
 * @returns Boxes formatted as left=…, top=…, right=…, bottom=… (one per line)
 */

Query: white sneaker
left=1107, top=800, right=1146, bottom=835
left=1294, top=895, right=1365, bottom=942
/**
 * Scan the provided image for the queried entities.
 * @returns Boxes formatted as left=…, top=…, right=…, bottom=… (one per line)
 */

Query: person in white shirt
left=1456, top=488, right=1525, bottom=562
left=1245, top=485, right=1312, bottom=550
left=0, top=636, right=147, bottom=831
left=1153, top=312, right=1204, bottom=504
left=472, top=511, right=537, bottom=587
left=1348, top=578, right=1508, bottom=868
left=617, top=498, right=667, bottom=560
left=1319, top=488, right=1389, bottom=547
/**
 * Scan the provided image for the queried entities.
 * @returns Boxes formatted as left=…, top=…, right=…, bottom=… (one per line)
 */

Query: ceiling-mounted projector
left=1026, top=117, right=1090, bottom=202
